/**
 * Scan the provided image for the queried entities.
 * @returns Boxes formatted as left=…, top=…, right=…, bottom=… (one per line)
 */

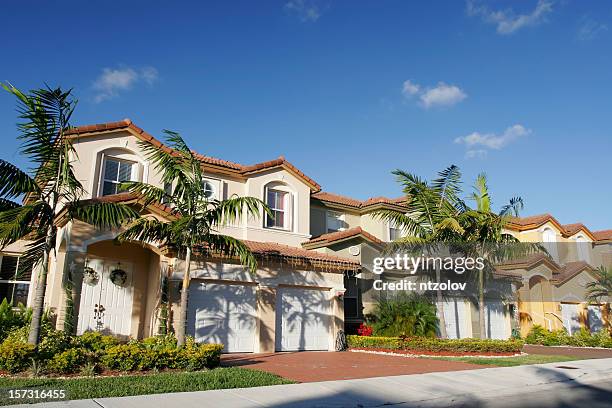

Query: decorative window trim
left=98, top=155, right=139, bottom=197
left=201, top=177, right=222, bottom=201
left=264, top=185, right=293, bottom=231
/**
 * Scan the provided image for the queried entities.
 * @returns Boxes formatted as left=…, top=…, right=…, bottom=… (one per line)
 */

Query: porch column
left=59, top=251, right=87, bottom=334
left=256, top=284, right=277, bottom=353
left=331, top=286, right=345, bottom=351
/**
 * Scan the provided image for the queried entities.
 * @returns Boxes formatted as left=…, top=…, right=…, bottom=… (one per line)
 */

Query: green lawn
left=427, top=354, right=581, bottom=367
left=0, top=367, right=294, bottom=406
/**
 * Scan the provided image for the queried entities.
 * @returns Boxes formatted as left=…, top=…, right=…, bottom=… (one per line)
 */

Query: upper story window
left=266, top=189, right=288, bottom=229
left=202, top=179, right=219, bottom=200
left=0, top=255, right=30, bottom=306
left=576, top=235, right=590, bottom=263
left=101, top=157, right=136, bottom=196
left=326, top=211, right=345, bottom=233
left=389, top=221, right=403, bottom=241
left=542, top=227, right=558, bottom=260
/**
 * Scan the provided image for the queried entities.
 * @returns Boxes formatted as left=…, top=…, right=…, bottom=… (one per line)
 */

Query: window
left=326, top=211, right=345, bottom=233
left=202, top=179, right=218, bottom=200
left=542, top=228, right=558, bottom=260
left=265, top=189, right=289, bottom=229
left=101, top=157, right=135, bottom=196
left=389, top=221, right=403, bottom=241
left=0, top=255, right=30, bottom=306
left=576, top=236, right=590, bottom=263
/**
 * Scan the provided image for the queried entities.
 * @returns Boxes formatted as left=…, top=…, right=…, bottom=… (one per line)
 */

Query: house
left=0, top=120, right=610, bottom=349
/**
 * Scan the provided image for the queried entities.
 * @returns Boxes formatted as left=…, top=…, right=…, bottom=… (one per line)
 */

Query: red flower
left=357, top=323, right=373, bottom=337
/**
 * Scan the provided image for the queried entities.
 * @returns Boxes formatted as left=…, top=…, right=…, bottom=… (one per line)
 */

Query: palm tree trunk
left=479, top=268, right=486, bottom=339
left=436, top=265, right=448, bottom=339
left=176, top=246, right=192, bottom=346
left=27, top=228, right=53, bottom=345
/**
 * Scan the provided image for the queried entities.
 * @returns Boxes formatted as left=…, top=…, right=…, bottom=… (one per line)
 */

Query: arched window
left=542, top=227, right=558, bottom=260
left=96, top=148, right=144, bottom=197
left=576, top=235, right=590, bottom=263
left=264, top=182, right=293, bottom=231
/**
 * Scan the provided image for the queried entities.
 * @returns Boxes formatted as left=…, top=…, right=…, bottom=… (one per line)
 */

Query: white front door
left=485, top=301, right=508, bottom=339
left=187, top=282, right=257, bottom=353
left=440, top=299, right=469, bottom=339
left=588, top=305, right=603, bottom=333
left=77, top=259, right=134, bottom=336
left=561, top=303, right=581, bottom=335
left=276, top=287, right=331, bottom=351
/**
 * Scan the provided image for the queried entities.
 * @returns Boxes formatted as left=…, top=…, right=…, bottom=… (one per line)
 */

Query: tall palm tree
left=372, top=165, right=468, bottom=338
left=116, top=130, right=269, bottom=346
left=460, top=172, right=540, bottom=338
left=0, top=84, right=139, bottom=345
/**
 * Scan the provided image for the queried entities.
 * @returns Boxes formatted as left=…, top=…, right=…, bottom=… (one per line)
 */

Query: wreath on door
left=110, top=268, right=128, bottom=287
left=82, top=266, right=99, bottom=286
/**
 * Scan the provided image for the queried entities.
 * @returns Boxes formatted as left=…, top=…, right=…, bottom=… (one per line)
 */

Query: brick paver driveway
left=221, top=351, right=481, bottom=382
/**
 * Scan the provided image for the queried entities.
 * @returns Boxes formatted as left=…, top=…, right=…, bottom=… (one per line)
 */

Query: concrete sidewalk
left=16, top=358, right=612, bottom=408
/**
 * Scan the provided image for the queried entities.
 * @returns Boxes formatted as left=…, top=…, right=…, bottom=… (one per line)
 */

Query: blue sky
left=1, top=0, right=611, bottom=230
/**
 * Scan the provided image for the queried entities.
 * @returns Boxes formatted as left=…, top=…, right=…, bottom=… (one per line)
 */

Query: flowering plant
left=357, top=323, right=373, bottom=337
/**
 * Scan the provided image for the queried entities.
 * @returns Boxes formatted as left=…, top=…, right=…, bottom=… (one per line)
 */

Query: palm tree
left=372, top=165, right=468, bottom=338
left=116, top=130, right=269, bottom=346
left=0, top=84, right=139, bottom=345
left=460, top=172, right=540, bottom=338
left=586, top=266, right=612, bottom=331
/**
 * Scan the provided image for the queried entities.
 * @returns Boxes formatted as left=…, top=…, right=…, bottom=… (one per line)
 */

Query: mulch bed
left=351, top=347, right=520, bottom=357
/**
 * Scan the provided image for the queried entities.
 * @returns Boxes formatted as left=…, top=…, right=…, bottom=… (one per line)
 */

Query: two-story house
left=1, top=120, right=609, bottom=348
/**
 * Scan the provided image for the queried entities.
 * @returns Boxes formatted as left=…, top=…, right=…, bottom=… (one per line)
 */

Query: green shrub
left=0, top=299, right=31, bottom=341
left=347, top=335, right=524, bottom=353
left=38, top=329, right=73, bottom=359
left=46, top=348, right=89, bottom=374
left=0, top=338, right=36, bottom=373
left=524, top=325, right=611, bottom=348
left=101, top=344, right=144, bottom=371
left=369, top=293, right=438, bottom=337
left=141, top=334, right=177, bottom=350
left=174, top=339, right=223, bottom=370
left=76, top=331, right=119, bottom=352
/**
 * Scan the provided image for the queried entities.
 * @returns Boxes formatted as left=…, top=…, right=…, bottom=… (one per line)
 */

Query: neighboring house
left=505, top=214, right=612, bottom=336
left=1, top=120, right=610, bottom=347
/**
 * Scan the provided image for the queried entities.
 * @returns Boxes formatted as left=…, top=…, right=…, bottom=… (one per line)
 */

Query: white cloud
left=420, top=83, right=467, bottom=108
left=467, top=0, right=554, bottom=35
left=402, top=80, right=420, bottom=96
left=465, top=149, right=488, bottom=159
left=93, top=66, right=158, bottom=103
left=577, top=17, right=608, bottom=41
left=455, top=124, right=531, bottom=159
left=285, top=0, right=321, bottom=22
left=401, top=79, right=467, bottom=109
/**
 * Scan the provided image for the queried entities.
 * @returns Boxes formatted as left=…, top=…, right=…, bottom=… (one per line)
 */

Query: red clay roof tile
left=306, top=227, right=384, bottom=246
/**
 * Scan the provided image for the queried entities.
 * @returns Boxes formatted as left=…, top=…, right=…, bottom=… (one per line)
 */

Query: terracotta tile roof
left=311, top=191, right=363, bottom=208
left=553, top=261, right=593, bottom=285
left=496, top=253, right=560, bottom=271
left=593, top=230, right=612, bottom=241
left=244, top=241, right=360, bottom=271
left=77, top=192, right=176, bottom=218
left=67, top=119, right=320, bottom=191
left=507, top=214, right=598, bottom=240
left=305, top=227, right=384, bottom=247
left=312, top=191, right=406, bottom=210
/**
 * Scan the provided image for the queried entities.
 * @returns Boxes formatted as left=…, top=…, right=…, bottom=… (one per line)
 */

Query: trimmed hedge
left=524, top=325, right=612, bottom=348
left=0, top=329, right=224, bottom=375
left=347, top=335, right=524, bottom=353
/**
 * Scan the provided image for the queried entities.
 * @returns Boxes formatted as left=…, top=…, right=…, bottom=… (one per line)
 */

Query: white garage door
left=561, top=303, right=581, bottom=335
left=441, top=299, right=469, bottom=339
left=276, top=287, right=331, bottom=351
left=485, top=301, right=508, bottom=339
left=588, top=305, right=604, bottom=333
left=187, top=282, right=257, bottom=353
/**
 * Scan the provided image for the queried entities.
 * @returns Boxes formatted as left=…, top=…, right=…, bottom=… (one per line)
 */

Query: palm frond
left=68, top=201, right=139, bottom=229
left=500, top=196, right=524, bottom=218
left=116, top=218, right=174, bottom=245
left=205, top=234, right=258, bottom=273
left=206, top=196, right=269, bottom=226
left=471, top=172, right=491, bottom=212
left=0, top=160, right=41, bottom=199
